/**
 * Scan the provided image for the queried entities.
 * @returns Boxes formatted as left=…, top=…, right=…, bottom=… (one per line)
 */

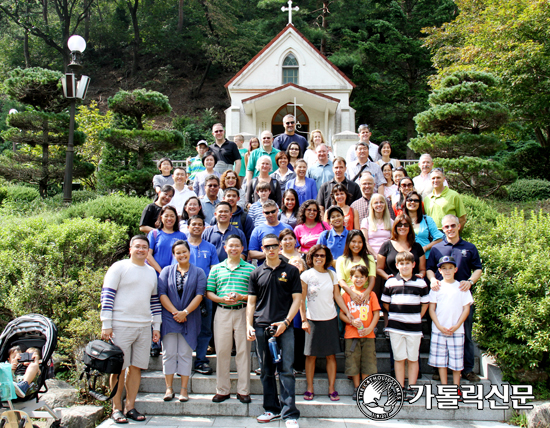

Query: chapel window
left=282, top=53, right=299, bottom=84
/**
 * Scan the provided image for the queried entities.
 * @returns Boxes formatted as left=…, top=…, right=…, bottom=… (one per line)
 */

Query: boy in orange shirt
left=340, top=265, right=380, bottom=400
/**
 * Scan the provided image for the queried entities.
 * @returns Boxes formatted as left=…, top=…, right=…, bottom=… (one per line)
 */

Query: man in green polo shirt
left=246, top=130, right=280, bottom=183
left=424, top=168, right=467, bottom=230
left=206, top=234, right=255, bottom=404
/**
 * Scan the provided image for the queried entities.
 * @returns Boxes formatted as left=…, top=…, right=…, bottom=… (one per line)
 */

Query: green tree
left=329, top=0, right=457, bottom=156
left=98, top=89, right=183, bottom=195
left=423, top=0, right=550, bottom=148
left=409, top=70, right=516, bottom=197
left=75, top=101, right=114, bottom=190
left=0, top=67, right=93, bottom=197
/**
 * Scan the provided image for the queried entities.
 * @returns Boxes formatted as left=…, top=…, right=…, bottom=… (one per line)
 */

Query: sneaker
left=352, top=387, right=358, bottom=401
left=285, top=419, right=299, bottom=428
left=14, top=381, right=29, bottom=398
left=195, top=363, right=213, bottom=375
left=462, top=371, right=480, bottom=382
left=257, top=412, right=281, bottom=423
left=403, top=388, right=416, bottom=402
left=254, top=368, right=261, bottom=375
left=457, top=388, right=463, bottom=403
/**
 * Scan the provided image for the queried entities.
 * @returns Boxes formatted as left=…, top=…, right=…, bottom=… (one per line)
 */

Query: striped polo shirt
left=381, top=274, right=430, bottom=336
left=206, top=259, right=255, bottom=307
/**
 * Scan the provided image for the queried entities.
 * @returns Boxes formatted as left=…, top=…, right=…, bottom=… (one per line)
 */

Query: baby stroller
left=0, top=314, right=63, bottom=428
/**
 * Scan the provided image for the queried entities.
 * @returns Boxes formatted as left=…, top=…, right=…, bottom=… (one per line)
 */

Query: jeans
left=255, top=325, right=300, bottom=420
left=463, top=304, right=475, bottom=373
left=194, top=298, right=212, bottom=367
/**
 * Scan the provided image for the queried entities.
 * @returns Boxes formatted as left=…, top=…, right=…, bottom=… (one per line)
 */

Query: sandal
left=164, top=387, right=175, bottom=401
left=112, top=410, right=128, bottom=424
left=328, top=391, right=340, bottom=401
left=303, top=391, right=314, bottom=400
left=125, top=408, right=146, bottom=422
left=179, top=387, right=189, bottom=402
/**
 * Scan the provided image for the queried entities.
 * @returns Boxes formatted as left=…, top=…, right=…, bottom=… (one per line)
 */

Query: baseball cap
left=437, top=255, right=456, bottom=268
left=196, top=140, right=208, bottom=147
left=326, top=205, right=344, bottom=219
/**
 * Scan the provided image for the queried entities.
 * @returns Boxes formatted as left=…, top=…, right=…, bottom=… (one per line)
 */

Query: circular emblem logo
left=356, top=374, right=404, bottom=421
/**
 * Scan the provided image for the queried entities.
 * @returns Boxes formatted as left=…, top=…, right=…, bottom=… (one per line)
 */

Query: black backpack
left=81, top=340, right=124, bottom=401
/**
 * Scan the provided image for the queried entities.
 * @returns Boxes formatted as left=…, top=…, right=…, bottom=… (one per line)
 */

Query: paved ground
left=97, top=416, right=512, bottom=428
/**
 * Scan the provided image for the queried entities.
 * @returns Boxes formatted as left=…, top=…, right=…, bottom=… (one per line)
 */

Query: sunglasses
left=263, top=209, right=277, bottom=215
left=213, top=130, right=224, bottom=133
left=397, top=223, right=410, bottom=228
left=313, top=254, right=326, bottom=258
left=285, top=121, right=295, bottom=125
left=407, top=199, right=421, bottom=203
left=206, top=184, right=219, bottom=188
left=264, top=244, right=279, bottom=250
left=306, top=208, right=318, bottom=212
left=443, top=223, right=458, bottom=230
left=401, top=183, right=413, bottom=188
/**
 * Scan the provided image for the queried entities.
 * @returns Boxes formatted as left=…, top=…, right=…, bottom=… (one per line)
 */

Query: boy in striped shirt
left=381, top=251, right=429, bottom=397
left=206, top=234, right=255, bottom=404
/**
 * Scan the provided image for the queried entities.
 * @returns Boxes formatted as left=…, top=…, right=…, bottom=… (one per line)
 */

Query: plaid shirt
left=351, top=196, right=371, bottom=224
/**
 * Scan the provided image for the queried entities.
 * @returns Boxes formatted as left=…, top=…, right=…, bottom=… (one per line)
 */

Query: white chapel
left=224, top=21, right=357, bottom=149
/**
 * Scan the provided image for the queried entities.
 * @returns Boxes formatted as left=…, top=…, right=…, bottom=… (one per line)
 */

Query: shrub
left=472, top=210, right=550, bottom=395
left=0, top=216, right=127, bottom=360
left=51, top=190, right=99, bottom=204
left=62, top=195, right=151, bottom=238
left=6, top=185, right=40, bottom=203
left=507, top=179, right=550, bottom=202
left=405, top=162, right=420, bottom=178
left=461, top=194, right=499, bottom=241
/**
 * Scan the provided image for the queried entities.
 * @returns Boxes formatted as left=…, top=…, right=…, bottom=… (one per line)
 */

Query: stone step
left=140, top=371, right=492, bottom=396
left=148, top=352, right=479, bottom=375
left=133, top=392, right=511, bottom=421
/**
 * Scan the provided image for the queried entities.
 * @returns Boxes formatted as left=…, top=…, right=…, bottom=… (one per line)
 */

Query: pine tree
left=408, top=70, right=516, bottom=197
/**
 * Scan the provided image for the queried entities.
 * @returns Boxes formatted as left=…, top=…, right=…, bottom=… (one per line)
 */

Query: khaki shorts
left=389, top=332, right=421, bottom=362
left=112, top=325, right=151, bottom=370
left=344, top=338, right=377, bottom=376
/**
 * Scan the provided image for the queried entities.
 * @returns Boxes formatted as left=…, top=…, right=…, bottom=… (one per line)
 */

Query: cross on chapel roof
left=281, top=0, right=299, bottom=25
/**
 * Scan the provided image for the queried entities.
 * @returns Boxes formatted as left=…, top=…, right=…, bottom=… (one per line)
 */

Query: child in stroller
left=6, top=347, right=41, bottom=398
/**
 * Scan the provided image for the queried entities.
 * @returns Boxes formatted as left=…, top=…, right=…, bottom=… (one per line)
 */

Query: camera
left=18, top=352, right=34, bottom=363
left=265, top=325, right=278, bottom=338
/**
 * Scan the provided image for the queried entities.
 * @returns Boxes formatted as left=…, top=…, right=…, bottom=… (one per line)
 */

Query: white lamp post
left=62, top=35, right=90, bottom=203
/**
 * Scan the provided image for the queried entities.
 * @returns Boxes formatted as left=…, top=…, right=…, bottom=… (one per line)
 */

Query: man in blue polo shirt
left=306, top=144, right=334, bottom=192
left=317, top=206, right=348, bottom=260
left=273, top=114, right=308, bottom=154
left=426, top=214, right=483, bottom=383
left=186, top=215, right=219, bottom=375
left=248, top=200, right=293, bottom=264
left=202, top=202, right=248, bottom=262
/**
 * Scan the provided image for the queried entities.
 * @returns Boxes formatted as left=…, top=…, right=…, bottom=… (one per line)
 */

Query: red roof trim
left=242, top=83, right=340, bottom=103
left=225, top=24, right=356, bottom=89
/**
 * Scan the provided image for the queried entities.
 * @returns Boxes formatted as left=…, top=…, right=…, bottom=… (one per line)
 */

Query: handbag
left=80, top=340, right=124, bottom=401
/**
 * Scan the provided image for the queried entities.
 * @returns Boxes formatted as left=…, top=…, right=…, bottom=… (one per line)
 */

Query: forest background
left=0, top=0, right=549, bottom=398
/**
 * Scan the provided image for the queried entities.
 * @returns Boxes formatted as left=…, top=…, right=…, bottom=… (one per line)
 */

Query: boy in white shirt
left=428, top=255, right=473, bottom=390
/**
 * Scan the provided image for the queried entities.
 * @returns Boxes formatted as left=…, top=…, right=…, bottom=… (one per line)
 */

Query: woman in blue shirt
left=404, top=191, right=443, bottom=259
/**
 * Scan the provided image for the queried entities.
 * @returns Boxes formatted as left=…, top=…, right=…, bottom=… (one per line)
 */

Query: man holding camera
left=246, top=234, right=302, bottom=428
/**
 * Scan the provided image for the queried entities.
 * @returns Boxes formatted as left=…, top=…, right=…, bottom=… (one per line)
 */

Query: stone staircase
left=131, top=318, right=512, bottom=421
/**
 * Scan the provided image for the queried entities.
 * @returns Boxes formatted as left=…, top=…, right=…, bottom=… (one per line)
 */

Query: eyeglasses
left=397, top=223, right=410, bottom=228
left=207, top=184, right=219, bottom=188
left=443, top=223, right=458, bottom=230
left=263, top=209, right=277, bottom=215
left=213, top=130, right=224, bottom=133
left=306, top=208, right=318, bottom=212
left=313, top=254, right=326, bottom=258
left=264, top=244, right=279, bottom=250
left=285, top=121, right=295, bottom=125
left=289, top=147, right=299, bottom=151
left=407, top=199, right=421, bottom=203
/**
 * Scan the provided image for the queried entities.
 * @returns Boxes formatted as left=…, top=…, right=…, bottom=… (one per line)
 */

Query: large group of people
left=100, top=118, right=482, bottom=427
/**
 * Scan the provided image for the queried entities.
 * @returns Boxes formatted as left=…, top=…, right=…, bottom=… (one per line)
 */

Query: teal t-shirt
left=238, top=148, right=248, bottom=177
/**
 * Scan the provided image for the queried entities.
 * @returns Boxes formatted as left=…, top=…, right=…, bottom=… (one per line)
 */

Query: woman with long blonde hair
left=304, top=129, right=334, bottom=168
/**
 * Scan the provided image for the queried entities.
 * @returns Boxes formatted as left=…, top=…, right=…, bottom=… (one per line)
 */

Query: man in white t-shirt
left=346, top=124, right=380, bottom=165
left=413, top=154, right=448, bottom=198
left=100, top=235, right=161, bottom=424
left=168, top=167, right=196, bottom=216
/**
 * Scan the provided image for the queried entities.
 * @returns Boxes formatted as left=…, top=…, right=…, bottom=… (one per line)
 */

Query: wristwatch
left=467, top=279, right=474, bottom=286
left=183, top=309, right=189, bottom=315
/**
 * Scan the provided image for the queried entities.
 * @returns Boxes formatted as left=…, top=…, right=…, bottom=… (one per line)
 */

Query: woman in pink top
left=361, top=193, right=394, bottom=255
left=294, top=200, right=330, bottom=258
